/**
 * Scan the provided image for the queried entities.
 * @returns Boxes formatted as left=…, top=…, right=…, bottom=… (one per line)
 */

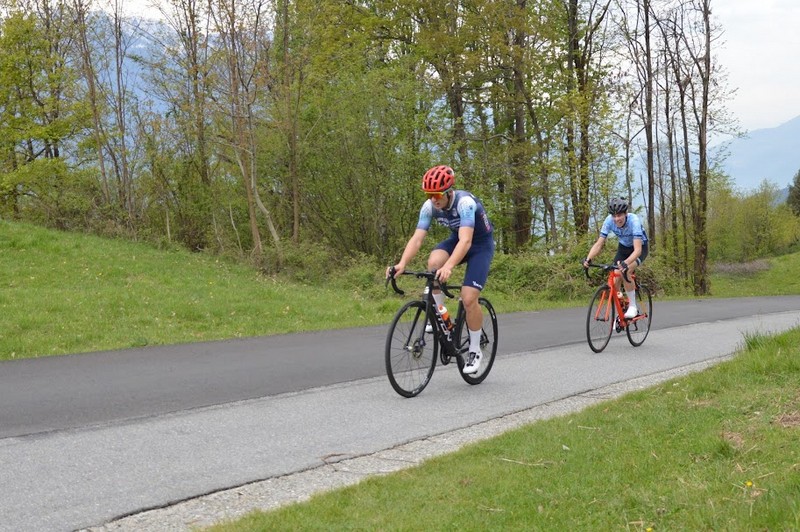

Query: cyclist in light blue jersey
left=583, top=197, right=649, bottom=319
left=386, top=165, right=495, bottom=375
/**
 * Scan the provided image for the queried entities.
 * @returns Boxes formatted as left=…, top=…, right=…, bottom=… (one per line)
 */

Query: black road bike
left=385, top=268, right=498, bottom=398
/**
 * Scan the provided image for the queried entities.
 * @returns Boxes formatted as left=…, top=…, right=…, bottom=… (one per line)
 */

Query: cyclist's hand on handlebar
left=435, top=265, right=453, bottom=283
left=618, top=260, right=629, bottom=273
left=582, top=257, right=592, bottom=269
left=386, top=264, right=404, bottom=279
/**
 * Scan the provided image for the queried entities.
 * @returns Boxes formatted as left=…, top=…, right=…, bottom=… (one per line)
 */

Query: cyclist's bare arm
left=584, top=235, right=607, bottom=266
left=388, top=228, right=427, bottom=278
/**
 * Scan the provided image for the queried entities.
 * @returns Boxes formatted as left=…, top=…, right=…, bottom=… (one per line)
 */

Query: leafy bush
left=334, top=252, right=387, bottom=299
left=489, top=249, right=588, bottom=301
left=708, top=182, right=800, bottom=262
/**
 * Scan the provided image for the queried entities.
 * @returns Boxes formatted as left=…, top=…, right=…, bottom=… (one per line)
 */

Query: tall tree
left=0, top=3, right=94, bottom=225
left=208, top=0, right=283, bottom=262
left=618, top=0, right=656, bottom=248
left=147, top=0, right=215, bottom=250
left=562, top=0, right=612, bottom=236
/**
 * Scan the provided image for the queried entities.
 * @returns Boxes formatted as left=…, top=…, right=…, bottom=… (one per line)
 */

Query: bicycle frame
left=603, top=269, right=627, bottom=327
left=388, top=268, right=462, bottom=358
left=422, top=288, right=455, bottom=354
left=385, top=267, right=500, bottom=396
left=588, top=264, right=642, bottom=329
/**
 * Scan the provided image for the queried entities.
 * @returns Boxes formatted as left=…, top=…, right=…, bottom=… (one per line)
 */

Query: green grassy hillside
left=0, top=221, right=390, bottom=359
left=2, top=220, right=799, bottom=360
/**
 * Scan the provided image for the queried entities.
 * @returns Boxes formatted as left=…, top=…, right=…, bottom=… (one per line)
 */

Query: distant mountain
left=716, top=116, right=800, bottom=192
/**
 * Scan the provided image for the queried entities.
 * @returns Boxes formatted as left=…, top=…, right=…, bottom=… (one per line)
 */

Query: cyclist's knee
left=427, top=250, right=448, bottom=270
left=461, top=287, right=480, bottom=306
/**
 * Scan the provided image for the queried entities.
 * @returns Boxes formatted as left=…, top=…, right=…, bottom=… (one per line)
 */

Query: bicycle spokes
left=587, top=286, right=614, bottom=353
left=626, top=284, right=652, bottom=347
left=385, top=300, right=437, bottom=398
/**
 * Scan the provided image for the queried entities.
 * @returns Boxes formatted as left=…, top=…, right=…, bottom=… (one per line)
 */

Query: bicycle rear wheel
left=626, top=284, right=652, bottom=346
left=385, top=300, right=437, bottom=397
left=455, top=297, right=498, bottom=385
left=586, top=286, right=614, bottom=353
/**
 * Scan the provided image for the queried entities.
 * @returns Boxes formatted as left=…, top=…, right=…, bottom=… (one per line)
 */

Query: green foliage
left=333, top=252, right=389, bottom=300
left=0, top=0, right=741, bottom=288
left=708, top=251, right=800, bottom=297
left=269, top=239, right=339, bottom=283
left=490, top=250, right=589, bottom=302
left=707, top=181, right=800, bottom=262
left=787, top=167, right=800, bottom=216
left=0, top=221, right=400, bottom=359
left=0, top=9, right=94, bottom=223
left=5, top=159, right=101, bottom=230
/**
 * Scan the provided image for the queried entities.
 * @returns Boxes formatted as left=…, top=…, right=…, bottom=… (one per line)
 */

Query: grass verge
left=4, top=220, right=800, bottom=360
left=208, top=329, right=800, bottom=530
left=0, top=222, right=577, bottom=359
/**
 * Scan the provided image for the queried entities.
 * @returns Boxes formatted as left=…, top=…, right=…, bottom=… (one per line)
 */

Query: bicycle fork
left=594, top=289, right=626, bottom=333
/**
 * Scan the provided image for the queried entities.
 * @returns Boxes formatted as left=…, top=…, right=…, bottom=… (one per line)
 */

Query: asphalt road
left=1, top=296, right=800, bottom=531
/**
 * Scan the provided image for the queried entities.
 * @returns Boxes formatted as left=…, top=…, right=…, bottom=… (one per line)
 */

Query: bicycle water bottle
left=438, top=304, right=453, bottom=330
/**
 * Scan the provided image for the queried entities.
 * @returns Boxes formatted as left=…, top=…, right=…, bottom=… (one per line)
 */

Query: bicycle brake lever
left=385, top=266, right=395, bottom=288
left=440, top=284, right=455, bottom=299
left=430, top=269, right=456, bottom=299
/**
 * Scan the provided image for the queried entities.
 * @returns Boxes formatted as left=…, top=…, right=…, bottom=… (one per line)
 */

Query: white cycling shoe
left=425, top=323, right=433, bottom=333
left=462, top=350, right=482, bottom=374
left=624, top=305, right=639, bottom=319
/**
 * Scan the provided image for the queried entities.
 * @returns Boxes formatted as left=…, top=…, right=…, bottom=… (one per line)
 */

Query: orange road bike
left=584, top=263, right=652, bottom=353
left=385, top=268, right=498, bottom=397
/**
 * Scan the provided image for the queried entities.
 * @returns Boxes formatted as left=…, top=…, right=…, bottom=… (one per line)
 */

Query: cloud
left=715, top=0, right=800, bottom=130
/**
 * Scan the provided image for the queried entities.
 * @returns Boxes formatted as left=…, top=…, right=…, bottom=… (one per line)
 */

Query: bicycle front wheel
left=626, top=284, right=653, bottom=346
left=385, top=300, right=437, bottom=398
left=586, top=286, right=614, bottom=353
left=455, top=297, right=498, bottom=385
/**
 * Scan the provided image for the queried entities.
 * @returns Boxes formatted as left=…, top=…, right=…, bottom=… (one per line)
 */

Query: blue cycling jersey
left=416, top=190, right=493, bottom=242
left=600, top=213, right=648, bottom=247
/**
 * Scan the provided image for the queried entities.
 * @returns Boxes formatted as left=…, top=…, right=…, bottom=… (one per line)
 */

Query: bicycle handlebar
left=582, top=262, right=630, bottom=283
left=385, top=267, right=457, bottom=299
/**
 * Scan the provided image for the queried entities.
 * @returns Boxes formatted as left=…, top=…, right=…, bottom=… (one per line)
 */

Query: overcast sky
left=714, top=0, right=800, bottom=132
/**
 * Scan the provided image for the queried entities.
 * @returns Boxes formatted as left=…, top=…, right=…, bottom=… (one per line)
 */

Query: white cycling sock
left=627, top=290, right=637, bottom=307
left=469, top=329, right=482, bottom=353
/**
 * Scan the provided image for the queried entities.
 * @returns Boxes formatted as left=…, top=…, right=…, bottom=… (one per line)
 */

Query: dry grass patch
left=722, top=430, right=745, bottom=449
left=711, top=259, right=770, bottom=275
left=774, top=411, right=800, bottom=428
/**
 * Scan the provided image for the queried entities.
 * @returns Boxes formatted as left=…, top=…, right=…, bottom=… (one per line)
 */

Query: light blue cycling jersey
left=416, top=190, right=493, bottom=243
left=600, top=213, right=648, bottom=247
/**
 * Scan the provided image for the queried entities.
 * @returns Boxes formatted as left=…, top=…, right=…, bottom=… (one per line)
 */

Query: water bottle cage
left=437, top=315, right=453, bottom=339
left=438, top=316, right=457, bottom=356
left=434, top=306, right=454, bottom=343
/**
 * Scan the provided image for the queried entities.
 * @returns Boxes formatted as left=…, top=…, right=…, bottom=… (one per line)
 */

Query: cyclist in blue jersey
left=582, top=197, right=649, bottom=319
left=386, top=165, right=495, bottom=375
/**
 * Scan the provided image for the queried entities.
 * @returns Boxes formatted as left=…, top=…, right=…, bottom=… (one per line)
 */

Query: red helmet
left=422, top=165, right=455, bottom=193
